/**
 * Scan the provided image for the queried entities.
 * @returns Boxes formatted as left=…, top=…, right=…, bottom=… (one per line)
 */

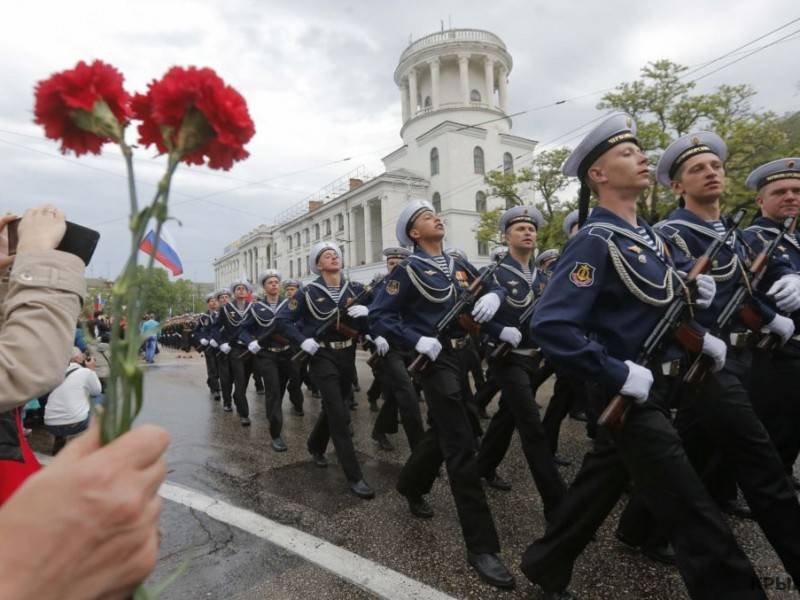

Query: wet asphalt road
left=28, top=348, right=793, bottom=599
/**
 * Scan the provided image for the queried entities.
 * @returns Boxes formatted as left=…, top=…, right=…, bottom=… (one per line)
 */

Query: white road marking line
left=33, top=453, right=456, bottom=600
left=159, top=481, right=458, bottom=600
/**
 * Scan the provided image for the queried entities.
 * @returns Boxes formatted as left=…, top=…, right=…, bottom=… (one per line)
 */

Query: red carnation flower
left=34, top=60, right=131, bottom=156
left=133, top=66, right=255, bottom=170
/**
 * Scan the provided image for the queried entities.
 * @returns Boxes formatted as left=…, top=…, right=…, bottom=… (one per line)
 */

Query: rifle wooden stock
left=407, top=352, right=429, bottom=378
left=457, top=313, right=481, bottom=335
left=673, top=323, right=705, bottom=354
left=738, top=303, right=763, bottom=332
left=366, top=351, right=382, bottom=369
left=597, top=394, right=630, bottom=433
left=335, top=322, right=361, bottom=339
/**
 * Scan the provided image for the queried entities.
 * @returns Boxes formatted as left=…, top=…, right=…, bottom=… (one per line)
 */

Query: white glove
left=499, top=326, right=522, bottom=348
left=209, top=339, right=219, bottom=348
left=471, top=292, right=501, bottom=324
left=200, top=338, right=209, bottom=346
left=415, top=336, right=442, bottom=361
left=762, top=313, right=795, bottom=346
left=219, top=343, right=231, bottom=354
left=347, top=305, right=369, bottom=318
left=301, top=338, right=320, bottom=356
left=701, top=333, right=727, bottom=372
left=374, top=335, right=390, bottom=356
left=620, top=360, right=653, bottom=405
left=694, top=274, right=716, bottom=310
left=768, top=274, right=800, bottom=313
left=248, top=340, right=261, bottom=354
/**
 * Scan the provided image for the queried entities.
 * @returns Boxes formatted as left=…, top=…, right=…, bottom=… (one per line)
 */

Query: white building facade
left=213, top=28, right=537, bottom=288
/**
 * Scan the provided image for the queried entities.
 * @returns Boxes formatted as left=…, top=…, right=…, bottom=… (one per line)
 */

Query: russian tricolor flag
left=139, top=227, right=184, bottom=276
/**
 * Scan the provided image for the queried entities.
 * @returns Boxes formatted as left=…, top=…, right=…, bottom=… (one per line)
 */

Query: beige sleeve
left=0, top=250, right=87, bottom=411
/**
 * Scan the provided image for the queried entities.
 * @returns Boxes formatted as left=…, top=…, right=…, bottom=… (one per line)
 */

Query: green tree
left=531, top=147, right=572, bottom=218
left=598, top=60, right=794, bottom=221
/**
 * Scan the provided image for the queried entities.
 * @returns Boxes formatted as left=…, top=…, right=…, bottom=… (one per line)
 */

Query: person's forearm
left=0, top=250, right=86, bottom=411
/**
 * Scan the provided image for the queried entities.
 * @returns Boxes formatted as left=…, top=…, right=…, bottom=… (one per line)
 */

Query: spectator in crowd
left=74, top=319, right=87, bottom=352
left=44, top=347, right=100, bottom=454
left=140, top=313, right=160, bottom=363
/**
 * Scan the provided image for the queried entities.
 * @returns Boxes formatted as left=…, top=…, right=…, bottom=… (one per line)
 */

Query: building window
left=470, top=89, right=482, bottom=102
left=505, top=196, right=515, bottom=209
left=294, top=232, right=300, bottom=248
left=478, top=240, right=489, bottom=256
left=303, top=229, right=310, bottom=245
left=289, top=261, right=294, bottom=277
left=314, top=223, right=320, bottom=241
left=430, top=147, right=439, bottom=176
left=503, top=152, right=514, bottom=174
left=324, top=219, right=331, bottom=236
left=337, top=214, right=344, bottom=231
left=475, top=190, right=487, bottom=212
left=432, top=192, right=441, bottom=213
left=288, top=235, right=292, bottom=250
left=424, top=96, right=431, bottom=108
left=297, top=258, right=302, bottom=277
left=473, top=146, right=485, bottom=175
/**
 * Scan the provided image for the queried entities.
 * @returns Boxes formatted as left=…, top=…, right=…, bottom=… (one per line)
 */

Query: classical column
left=363, top=202, right=373, bottom=265
left=400, top=80, right=410, bottom=122
left=484, top=57, right=494, bottom=107
left=458, top=54, right=470, bottom=104
left=498, top=65, right=508, bottom=112
left=429, top=58, right=440, bottom=110
left=408, top=68, right=418, bottom=117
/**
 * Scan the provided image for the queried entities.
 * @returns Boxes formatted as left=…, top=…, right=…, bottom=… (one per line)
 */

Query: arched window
left=473, top=146, right=485, bottom=175
left=430, top=147, right=439, bottom=176
left=475, top=190, right=487, bottom=213
left=324, top=219, right=331, bottom=236
left=313, top=223, right=320, bottom=241
left=294, top=232, right=300, bottom=248
left=288, top=235, right=293, bottom=250
left=423, top=96, right=432, bottom=108
left=337, top=214, right=344, bottom=231
left=470, top=89, right=482, bottom=102
left=432, top=192, right=441, bottom=213
left=503, top=152, right=514, bottom=174
left=303, top=228, right=310, bottom=245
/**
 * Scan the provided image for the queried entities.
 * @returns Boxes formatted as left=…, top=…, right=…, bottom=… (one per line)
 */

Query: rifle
left=407, top=251, right=506, bottom=378
left=291, top=279, right=378, bottom=365
left=598, top=210, right=744, bottom=432
left=682, top=215, right=795, bottom=370
left=489, top=292, right=541, bottom=361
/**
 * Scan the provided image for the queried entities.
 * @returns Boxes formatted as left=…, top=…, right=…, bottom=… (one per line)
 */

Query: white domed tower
left=394, top=29, right=513, bottom=141
left=383, top=28, right=537, bottom=261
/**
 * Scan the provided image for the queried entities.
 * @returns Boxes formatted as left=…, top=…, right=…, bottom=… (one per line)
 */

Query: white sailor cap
left=282, top=278, right=302, bottom=289
left=382, top=246, right=411, bottom=260
left=204, top=292, right=216, bottom=302
left=215, top=287, right=231, bottom=299
left=534, top=248, right=560, bottom=269
left=396, top=199, right=435, bottom=247
left=562, top=208, right=595, bottom=236
left=229, top=279, right=254, bottom=294
left=562, top=113, right=639, bottom=179
left=258, top=269, right=281, bottom=285
left=656, top=132, right=727, bottom=188
left=444, top=247, right=468, bottom=262
left=745, top=157, right=800, bottom=190
left=499, top=205, right=546, bottom=232
left=308, top=241, right=340, bottom=275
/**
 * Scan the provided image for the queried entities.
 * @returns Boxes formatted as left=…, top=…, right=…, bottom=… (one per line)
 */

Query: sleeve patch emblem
left=386, top=280, right=401, bottom=295
left=569, top=262, right=595, bottom=287
left=288, top=299, right=298, bottom=310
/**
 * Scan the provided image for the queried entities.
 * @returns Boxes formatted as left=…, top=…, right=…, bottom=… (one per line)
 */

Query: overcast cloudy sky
left=1, top=1, right=797, bottom=281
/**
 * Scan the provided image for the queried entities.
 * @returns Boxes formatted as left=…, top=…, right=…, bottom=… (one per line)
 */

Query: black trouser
left=216, top=351, right=234, bottom=406
left=542, top=373, right=582, bottom=455
left=750, top=348, right=800, bottom=475
left=287, top=348, right=305, bottom=411
left=254, top=349, right=291, bottom=439
left=203, top=349, right=220, bottom=393
left=475, top=353, right=566, bottom=518
left=671, top=347, right=800, bottom=585
left=229, top=349, right=253, bottom=417
left=373, top=349, right=425, bottom=450
left=475, top=365, right=500, bottom=412
left=520, top=370, right=764, bottom=599
left=366, top=375, right=382, bottom=404
left=307, top=345, right=363, bottom=482
left=397, top=349, right=501, bottom=554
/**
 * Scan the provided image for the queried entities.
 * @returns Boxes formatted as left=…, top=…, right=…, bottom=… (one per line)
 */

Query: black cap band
left=577, top=131, right=639, bottom=180
left=505, top=215, right=536, bottom=230
left=668, top=144, right=715, bottom=179
left=757, top=171, right=800, bottom=190
left=405, top=207, right=432, bottom=236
